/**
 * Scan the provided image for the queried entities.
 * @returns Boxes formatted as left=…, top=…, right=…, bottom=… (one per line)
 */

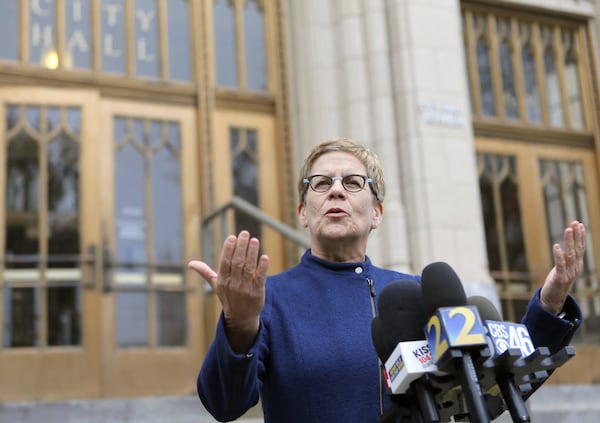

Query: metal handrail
left=201, top=196, right=310, bottom=271
left=1, top=248, right=98, bottom=289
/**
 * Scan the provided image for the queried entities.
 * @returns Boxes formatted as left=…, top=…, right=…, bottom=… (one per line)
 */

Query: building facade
left=286, top=0, right=600, bottom=386
left=0, top=0, right=598, bottom=406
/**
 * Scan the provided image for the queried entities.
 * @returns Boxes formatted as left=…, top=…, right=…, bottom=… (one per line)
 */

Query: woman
left=189, top=138, right=584, bottom=422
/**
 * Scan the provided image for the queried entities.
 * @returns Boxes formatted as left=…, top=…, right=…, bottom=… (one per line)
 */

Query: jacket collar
left=300, top=249, right=372, bottom=273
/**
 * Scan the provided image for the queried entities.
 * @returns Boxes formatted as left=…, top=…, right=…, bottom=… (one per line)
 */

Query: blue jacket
left=197, top=250, right=581, bottom=422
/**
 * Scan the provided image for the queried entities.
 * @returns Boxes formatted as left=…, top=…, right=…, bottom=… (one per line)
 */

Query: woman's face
left=298, top=151, right=383, bottom=259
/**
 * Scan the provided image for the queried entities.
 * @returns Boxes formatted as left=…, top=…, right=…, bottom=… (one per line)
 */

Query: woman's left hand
left=540, top=221, right=586, bottom=315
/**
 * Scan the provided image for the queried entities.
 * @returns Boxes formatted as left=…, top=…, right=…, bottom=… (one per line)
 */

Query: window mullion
left=39, top=107, right=50, bottom=349
left=144, top=120, right=156, bottom=348
left=235, top=0, right=247, bottom=90
left=465, top=11, right=482, bottom=116
left=574, top=29, right=594, bottom=131
left=126, top=0, right=135, bottom=77
left=511, top=20, right=526, bottom=122
left=554, top=27, right=570, bottom=129
left=488, top=15, right=504, bottom=120
left=158, top=0, right=168, bottom=80
left=532, top=23, right=549, bottom=126
left=20, top=0, right=29, bottom=63
left=56, top=0, right=66, bottom=69
left=92, top=0, right=101, bottom=71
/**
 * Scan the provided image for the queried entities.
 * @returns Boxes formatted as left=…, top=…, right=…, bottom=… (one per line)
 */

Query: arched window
left=214, top=0, right=268, bottom=91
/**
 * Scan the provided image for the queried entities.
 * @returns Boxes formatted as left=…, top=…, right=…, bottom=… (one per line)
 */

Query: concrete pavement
left=2, top=385, right=600, bottom=422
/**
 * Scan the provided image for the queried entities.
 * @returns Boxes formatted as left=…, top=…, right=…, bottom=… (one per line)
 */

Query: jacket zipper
left=367, top=278, right=376, bottom=318
left=366, top=278, right=384, bottom=416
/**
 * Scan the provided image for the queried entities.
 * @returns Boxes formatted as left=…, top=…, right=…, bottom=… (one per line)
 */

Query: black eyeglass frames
left=302, top=174, right=374, bottom=194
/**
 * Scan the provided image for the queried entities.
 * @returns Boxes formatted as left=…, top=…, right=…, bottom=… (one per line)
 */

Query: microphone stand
left=412, top=376, right=440, bottom=422
left=446, top=349, right=490, bottom=423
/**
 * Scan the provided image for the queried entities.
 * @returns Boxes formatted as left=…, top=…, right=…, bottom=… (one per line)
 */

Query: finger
left=243, top=237, right=261, bottom=277
left=553, top=243, right=567, bottom=274
left=188, top=260, right=218, bottom=289
left=217, top=234, right=238, bottom=281
left=563, top=227, right=575, bottom=261
left=255, top=254, right=270, bottom=285
left=229, top=231, right=251, bottom=282
left=574, top=222, right=586, bottom=258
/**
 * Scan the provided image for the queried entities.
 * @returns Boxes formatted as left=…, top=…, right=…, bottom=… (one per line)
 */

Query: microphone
left=468, top=296, right=531, bottom=422
left=468, top=296, right=535, bottom=358
left=372, top=279, right=441, bottom=423
left=421, top=262, right=490, bottom=423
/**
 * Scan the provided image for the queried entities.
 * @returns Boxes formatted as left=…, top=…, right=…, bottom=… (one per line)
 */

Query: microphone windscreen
left=421, top=261, right=467, bottom=315
left=377, top=279, right=427, bottom=347
left=468, top=295, right=502, bottom=321
left=370, top=316, right=392, bottom=361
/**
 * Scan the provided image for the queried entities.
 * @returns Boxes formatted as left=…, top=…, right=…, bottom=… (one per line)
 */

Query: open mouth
left=326, top=208, right=347, bottom=217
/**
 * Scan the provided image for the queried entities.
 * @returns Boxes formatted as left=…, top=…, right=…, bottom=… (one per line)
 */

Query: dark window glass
left=214, top=0, right=238, bottom=87
left=4, top=104, right=83, bottom=349
left=500, top=298, right=529, bottom=324
left=244, top=0, right=266, bottom=91
left=48, top=286, right=81, bottom=346
left=500, top=174, right=527, bottom=273
left=0, top=1, right=19, bottom=61
left=101, top=0, right=126, bottom=74
left=477, top=36, right=496, bottom=116
left=156, top=291, right=186, bottom=346
left=543, top=45, right=563, bottom=127
left=474, top=15, right=496, bottom=116
left=479, top=165, right=499, bottom=270
left=499, top=40, right=518, bottom=119
left=6, top=134, right=40, bottom=215
left=47, top=134, right=80, bottom=264
left=521, top=43, right=542, bottom=124
left=5, top=107, right=40, bottom=262
left=167, top=0, right=191, bottom=81
left=563, top=31, right=585, bottom=130
left=479, top=154, right=527, bottom=273
left=478, top=153, right=529, bottom=322
left=3, top=287, right=39, bottom=347
left=66, top=0, right=92, bottom=69
left=135, top=0, right=159, bottom=78
left=231, top=128, right=260, bottom=238
left=520, top=24, right=542, bottom=123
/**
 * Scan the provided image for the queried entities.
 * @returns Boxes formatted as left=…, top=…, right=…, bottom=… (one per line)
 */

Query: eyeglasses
left=303, top=174, right=374, bottom=194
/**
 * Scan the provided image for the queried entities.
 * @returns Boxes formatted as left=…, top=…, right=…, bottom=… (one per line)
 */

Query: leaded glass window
left=113, top=116, right=186, bottom=348
left=3, top=104, right=83, bottom=348
left=230, top=127, right=261, bottom=238
left=462, top=6, right=589, bottom=131
left=540, top=159, right=599, bottom=343
left=478, top=153, right=529, bottom=322
left=214, top=0, right=268, bottom=91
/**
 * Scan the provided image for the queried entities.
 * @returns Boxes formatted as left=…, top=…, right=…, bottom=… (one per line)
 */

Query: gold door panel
left=476, top=137, right=600, bottom=384
left=98, top=99, right=201, bottom=397
left=0, top=87, right=102, bottom=401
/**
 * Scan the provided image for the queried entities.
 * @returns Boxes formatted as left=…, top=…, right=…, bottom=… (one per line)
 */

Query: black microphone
left=421, top=262, right=490, bottom=423
left=372, top=279, right=441, bottom=423
left=468, top=295, right=531, bottom=422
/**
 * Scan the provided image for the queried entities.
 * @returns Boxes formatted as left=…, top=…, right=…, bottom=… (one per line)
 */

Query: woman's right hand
left=188, top=230, right=269, bottom=353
